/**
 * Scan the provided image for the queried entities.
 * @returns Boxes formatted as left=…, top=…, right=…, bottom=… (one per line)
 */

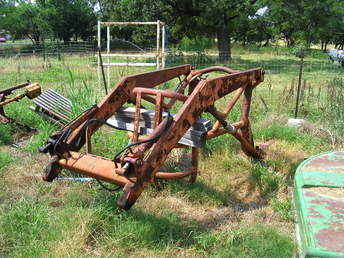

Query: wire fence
left=0, top=43, right=343, bottom=142
left=0, top=41, right=95, bottom=58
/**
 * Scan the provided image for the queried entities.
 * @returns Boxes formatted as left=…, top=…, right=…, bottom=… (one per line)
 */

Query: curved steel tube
left=133, top=87, right=188, bottom=102
left=187, top=66, right=240, bottom=81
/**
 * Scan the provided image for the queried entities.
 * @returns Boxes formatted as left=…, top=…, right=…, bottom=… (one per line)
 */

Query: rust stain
left=39, top=65, right=265, bottom=210
left=315, top=228, right=344, bottom=253
left=0, top=82, right=41, bottom=129
left=302, top=152, right=344, bottom=174
left=296, top=151, right=344, bottom=256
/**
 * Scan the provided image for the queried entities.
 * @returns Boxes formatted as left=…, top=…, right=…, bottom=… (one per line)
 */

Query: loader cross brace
left=40, top=65, right=264, bottom=210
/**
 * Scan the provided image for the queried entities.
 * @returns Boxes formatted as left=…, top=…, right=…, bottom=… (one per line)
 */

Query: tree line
left=0, top=0, right=343, bottom=61
left=0, top=0, right=96, bottom=43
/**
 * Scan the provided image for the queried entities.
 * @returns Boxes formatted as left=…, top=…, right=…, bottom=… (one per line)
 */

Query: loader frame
left=40, top=65, right=264, bottom=210
left=0, top=82, right=41, bottom=130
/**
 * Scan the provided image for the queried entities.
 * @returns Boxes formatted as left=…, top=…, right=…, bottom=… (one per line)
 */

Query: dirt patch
left=228, top=174, right=267, bottom=205
left=141, top=138, right=296, bottom=236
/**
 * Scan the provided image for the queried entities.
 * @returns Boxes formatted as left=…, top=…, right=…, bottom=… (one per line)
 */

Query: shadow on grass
left=285, top=159, right=304, bottom=184
left=85, top=190, right=204, bottom=250
left=0, top=121, right=38, bottom=146
left=80, top=186, right=294, bottom=256
left=163, top=179, right=229, bottom=206
left=0, top=178, right=295, bottom=256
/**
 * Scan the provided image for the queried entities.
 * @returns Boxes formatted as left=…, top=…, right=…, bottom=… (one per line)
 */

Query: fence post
left=157, top=20, right=160, bottom=69
left=294, top=56, right=304, bottom=118
left=57, top=41, right=61, bottom=61
left=42, top=43, right=46, bottom=63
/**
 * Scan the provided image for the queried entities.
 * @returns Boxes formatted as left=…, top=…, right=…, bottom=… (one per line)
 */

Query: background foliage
left=0, top=0, right=343, bottom=60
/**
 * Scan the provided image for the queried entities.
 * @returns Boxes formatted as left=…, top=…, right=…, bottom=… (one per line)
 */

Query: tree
left=233, top=7, right=274, bottom=46
left=327, top=1, right=344, bottom=49
left=100, top=0, right=260, bottom=62
left=0, top=0, right=96, bottom=44
left=262, top=0, right=340, bottom=47
left=0, top=2, right=49, bottom=44
left=38, top=0, right=96, bottom=42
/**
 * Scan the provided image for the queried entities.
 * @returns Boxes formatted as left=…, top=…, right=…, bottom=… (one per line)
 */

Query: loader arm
left=40, top=65, right=192, bottom=154
left=118, top=68, right=264, bottom=209
left=39, top=65, right=264, bottom=210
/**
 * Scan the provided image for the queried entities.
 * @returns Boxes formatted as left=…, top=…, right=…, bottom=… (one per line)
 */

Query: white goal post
left=97, top=20, right=166, bottom=70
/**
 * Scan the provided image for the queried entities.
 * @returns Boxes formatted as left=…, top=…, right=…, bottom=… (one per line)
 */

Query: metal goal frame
left=97, top=21, right=166, bottom=71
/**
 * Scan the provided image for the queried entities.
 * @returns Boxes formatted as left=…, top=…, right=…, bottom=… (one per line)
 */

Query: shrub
left=178, top=36, right=213, bottom=52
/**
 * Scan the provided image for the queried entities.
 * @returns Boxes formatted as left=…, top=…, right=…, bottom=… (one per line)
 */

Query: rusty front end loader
left=39, top=65, right=264, bottom=210
left=0, top=82, right=41, bottom=129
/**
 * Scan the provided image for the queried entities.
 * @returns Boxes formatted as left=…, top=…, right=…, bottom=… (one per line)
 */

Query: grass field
left=0, top=46, right=343, bottom=257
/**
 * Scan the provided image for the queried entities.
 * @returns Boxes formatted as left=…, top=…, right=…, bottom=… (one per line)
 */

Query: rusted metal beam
left=0, top=81, right=30, bottom=96
left=0, top=83, right=41, bottom=131
left=57, top=152, right=132, bottom=186
left=43, top=65, right=193, bottom=151
left=0, top=83, right=41, bottom=108
left=40, top=65, right=264, bottom=210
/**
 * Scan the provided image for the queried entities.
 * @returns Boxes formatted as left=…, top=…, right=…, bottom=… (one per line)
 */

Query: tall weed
left=0, top=151, right=14, bottom=173
left=322, top=77, right=344, bottom=138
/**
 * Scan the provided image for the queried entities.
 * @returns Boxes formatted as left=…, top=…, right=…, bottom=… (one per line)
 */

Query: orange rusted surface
left=0, top=82, right=41, bottom=130
left=40, top=65, right=264, bottom=210
left=58, top=151, right=132, bottom=186
left=133, top=87, right=188, bottom=102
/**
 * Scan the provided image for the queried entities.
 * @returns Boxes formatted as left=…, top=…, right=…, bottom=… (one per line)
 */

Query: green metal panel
left=294, top=151, right=344, bottom=257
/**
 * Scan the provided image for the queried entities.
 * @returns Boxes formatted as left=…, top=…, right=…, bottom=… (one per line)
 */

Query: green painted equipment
left=294, top=151, right=344, bottom=257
